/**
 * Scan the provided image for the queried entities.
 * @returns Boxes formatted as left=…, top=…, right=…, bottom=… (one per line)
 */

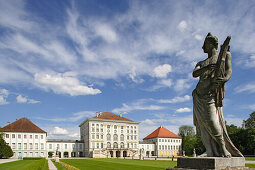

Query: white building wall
left=4, top=132, right=47, bottom=158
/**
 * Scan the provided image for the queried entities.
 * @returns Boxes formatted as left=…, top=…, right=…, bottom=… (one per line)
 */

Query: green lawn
left=51, top=159, right=67, bottom=170
left=0, top=160, right=38, bottom=170
left=61, top=158, right=176, bottom=170
left=245, top=157, right=255, bottom=161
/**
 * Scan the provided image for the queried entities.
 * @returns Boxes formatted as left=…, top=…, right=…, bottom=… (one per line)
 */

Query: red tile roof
left=0, top=117, right=46, bottom=133
left=143, top=126, right=181, bottom=139
left=93, top=112, right=132, bottom=122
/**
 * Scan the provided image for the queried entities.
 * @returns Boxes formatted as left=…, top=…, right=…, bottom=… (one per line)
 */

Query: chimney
left=160, top=125, right=163, bottom=128
left=100, top=112, right=102, bottom=116
left=96, top=112, right=99, bottom=117
left=119, top=113, right=122, bottom=117
left=7, top=122, right=10, bottom=125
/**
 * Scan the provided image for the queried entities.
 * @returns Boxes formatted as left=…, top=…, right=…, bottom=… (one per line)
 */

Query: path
left=0, top=159, right=19, bottom=164
left=48, top=159, right=57, bottom=170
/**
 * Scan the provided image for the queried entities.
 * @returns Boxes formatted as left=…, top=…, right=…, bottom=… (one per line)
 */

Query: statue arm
left=215, top=52, right=232, bottom=83
left=193, top=62, right=215, bottom=78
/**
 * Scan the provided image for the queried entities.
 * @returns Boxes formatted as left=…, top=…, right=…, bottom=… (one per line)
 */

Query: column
left=120, top=150, right=123, bottom=157
left=61, top=152, right=64, bottom=158
left=113, top=150, right=116, bottom=158
left=68, top=152, right=71, bottom=158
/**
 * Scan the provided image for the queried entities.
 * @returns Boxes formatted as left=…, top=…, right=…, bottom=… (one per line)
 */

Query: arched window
left=107, top=134, right=111, bottom=141
left=107, top=142, right=111, bottom=148
left=120, top=134, right=124, bottom=141
left=113, top=134, right=118, bottom=141
left=120, top=142, right=124, bottom=148
left=113, top=142, right=118, bottom=148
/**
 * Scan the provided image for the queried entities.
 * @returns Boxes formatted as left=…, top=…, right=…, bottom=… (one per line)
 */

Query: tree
left=243, top=111, right=255, bottom=129
left=178, top=125, right=197, bottom=156
left=0, top=131, right=13, bottom=158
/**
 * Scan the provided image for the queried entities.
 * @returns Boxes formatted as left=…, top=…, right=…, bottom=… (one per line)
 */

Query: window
left=159, top=145, right=161, bottom=150
left=96, top=135, right=99, bottom=139
left=127, top=130, right=129, bottom=133
left=101, top=143, right=103, bottom=148
left=92, top=128, right=95, bottom=132
left=101, top=128, right=103, bottom=132
left=24, top=143, right=27, bottom=149
left=101, top=135, right=103, bottom=139
left=57, top=144, right=60, bottom=149
left=101, top=124, right=103, bottom=127
left=96, top=128, right=99, bottom=132
left=127, top=126, right=129, bottom=129
left=65, top=144, right=67, bottom=149
left=18, top=134, right=21, bottom=138
left=107, top=125, right=110, bottom=128
left=121, top=130, right=123, bottom=134
left=159, top=139, right=161, bottom=142
left=97, top=143, right=99, bottom=148
left=168, top=145, right=170, bottom=150
left=12, top=134, right=15, bottom=138
left=49, top=144, right=52, bottom=149
left=131, top=126, right=133, bottom=129
left=18, top=143, right=21, bottom=149
left=120, top=142, right=124, bottom=148
left=127, top=136, right=129, bottom=140
left=92, top=123, right=94, bottom=126
left=131, top=130, right=133, bottom=134
left=92, top=134, right=95, bottom=139
left=114, top=130, right=117, bottom=134
left=79, top=144, right=82, bottom=149
left=162, top=145, right=164, bottom=150
left=113, top=134, right=118, bottom=141
left=134, top=136, right=137, bottom=140
left=35, top=143, right=38, bottom=149
left=121, top=126, right=123, bottom=129
left=72, top=144, right=75, bottom=149
left=107, top=142, right=111, bottom=148
left=30, top=143, right=33, bottom=150
left=120, top=134, right=124, bottom=141
left=134, top=130, right=136, bottom=134
left=113, top=142, right=118, bottom=148
left=30, top=135, right=32, bottom=139
left=107, top=134, right=111, bottom=141
left=6, top=134, right=9, bottom=138
left=92, top=142, right=95, bottom=148
left=135, top=126, right=136, bottom=129
left=131, top=136, right=133, bottom=140
left=134, top=143, right=137, bottom=148
left=41, top=135, right=43, bottom=139
left=24, top=135, right=27, bottom=139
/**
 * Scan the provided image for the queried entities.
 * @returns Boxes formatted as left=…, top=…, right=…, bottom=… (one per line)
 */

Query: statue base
left=166, top=157, right=246, bottom=170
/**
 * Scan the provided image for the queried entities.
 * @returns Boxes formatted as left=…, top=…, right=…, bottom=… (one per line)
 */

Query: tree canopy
left=0, top=131, right=13, bottom=158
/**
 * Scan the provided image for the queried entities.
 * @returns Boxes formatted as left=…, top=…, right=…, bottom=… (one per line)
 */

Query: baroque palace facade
left=1, top=112, right=182, bottom=158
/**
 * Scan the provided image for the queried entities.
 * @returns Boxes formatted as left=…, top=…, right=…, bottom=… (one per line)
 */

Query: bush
left=0, top=133, right=13, bottom=158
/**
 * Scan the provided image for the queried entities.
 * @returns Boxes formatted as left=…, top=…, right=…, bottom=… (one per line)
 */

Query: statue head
left=202, top=32, right=218, bottom=53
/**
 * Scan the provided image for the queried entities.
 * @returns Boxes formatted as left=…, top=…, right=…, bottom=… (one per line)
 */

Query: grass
left=61, top=158, right=177, bottom=170
left=246, top=164, right=255, bottom=168
left=245, top=157, right=255, bottom=161
left=0, top=158, right=48, bottom=170
left=52, top=159, right=67, bottom=170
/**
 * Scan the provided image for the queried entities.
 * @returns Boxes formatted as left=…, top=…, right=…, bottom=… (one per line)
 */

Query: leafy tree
left=243, top=111, right=255, bottom=129
left=178, top=125, right=197, bottom=156
left=0, top=130, right=13, bottom=158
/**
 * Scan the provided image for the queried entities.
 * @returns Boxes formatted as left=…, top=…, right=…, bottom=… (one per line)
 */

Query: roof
left=139, top=141, right=155, bottom=144
left=47, top=139, right=83, bottom=143
left=143, top=126, right=181, bottom=139
left=0, top=117, right=46, bottom=133
left=92, top=112, right=133, bottom=122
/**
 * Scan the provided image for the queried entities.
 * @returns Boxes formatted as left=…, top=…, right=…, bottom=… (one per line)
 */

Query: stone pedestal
left=167, top=157, right=246, bottom=170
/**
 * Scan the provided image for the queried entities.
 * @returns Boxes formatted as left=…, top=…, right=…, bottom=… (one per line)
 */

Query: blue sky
left=0, top=0, right=255, bottom=140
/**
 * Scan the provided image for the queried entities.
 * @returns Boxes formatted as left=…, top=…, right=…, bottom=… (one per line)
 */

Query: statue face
left=202, top=40, right=211, bottom=53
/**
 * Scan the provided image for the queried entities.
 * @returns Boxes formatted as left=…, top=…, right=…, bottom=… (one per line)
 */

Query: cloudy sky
left=0, top=0, right=255, bottom=140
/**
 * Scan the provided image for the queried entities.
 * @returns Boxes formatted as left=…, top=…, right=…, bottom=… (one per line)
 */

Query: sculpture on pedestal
left=192, top=33, right=243, bottom=157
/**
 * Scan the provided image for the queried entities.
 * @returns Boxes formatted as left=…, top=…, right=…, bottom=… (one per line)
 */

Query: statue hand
left=216, top=77, right=227, bottom=83
left=207, top=64, right=216, bottom=71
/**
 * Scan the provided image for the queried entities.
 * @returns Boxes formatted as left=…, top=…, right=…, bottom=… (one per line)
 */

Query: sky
left=0, top=0, right=255, bottom=140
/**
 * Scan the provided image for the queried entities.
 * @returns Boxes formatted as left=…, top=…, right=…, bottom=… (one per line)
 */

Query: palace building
left=1, top=112, right=181, bottom=158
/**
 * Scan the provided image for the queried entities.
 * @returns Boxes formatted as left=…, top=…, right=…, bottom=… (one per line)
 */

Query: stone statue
left=192, top=33, right=243, bottom=157
left=192, top=148, right=196, bottom=157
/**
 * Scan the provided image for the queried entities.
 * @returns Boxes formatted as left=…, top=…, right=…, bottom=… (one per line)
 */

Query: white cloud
left=177, top=20, right=187, bottom=32
left=176, top=107, right=192, bottom=113
left=225, top=117, right=243, bottom=127
left=16, top=95, right=27, bottom=103
left=35, top=111, right=95, bottom=122
left=141, top=119, right=155, bottom=125
left=153, top=64, right=172, bottom=78
left=34, top=73, right=101, bottom=96
left=159, top=95, right=191, bottom=103
left=94, top=23, right=118, bottom=43
left=248, top=104, right=255, bottom=110
left=235, top=82, right=255, bottom=93
left=112, top=99, right=165, bottom=113
left=0, top=89, right=9, bottom=105
left=52, top=126, right=68, bottom=135
left=174, top=79, right=192, bottom=91
left=16, top=95, right=40, bottom=104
